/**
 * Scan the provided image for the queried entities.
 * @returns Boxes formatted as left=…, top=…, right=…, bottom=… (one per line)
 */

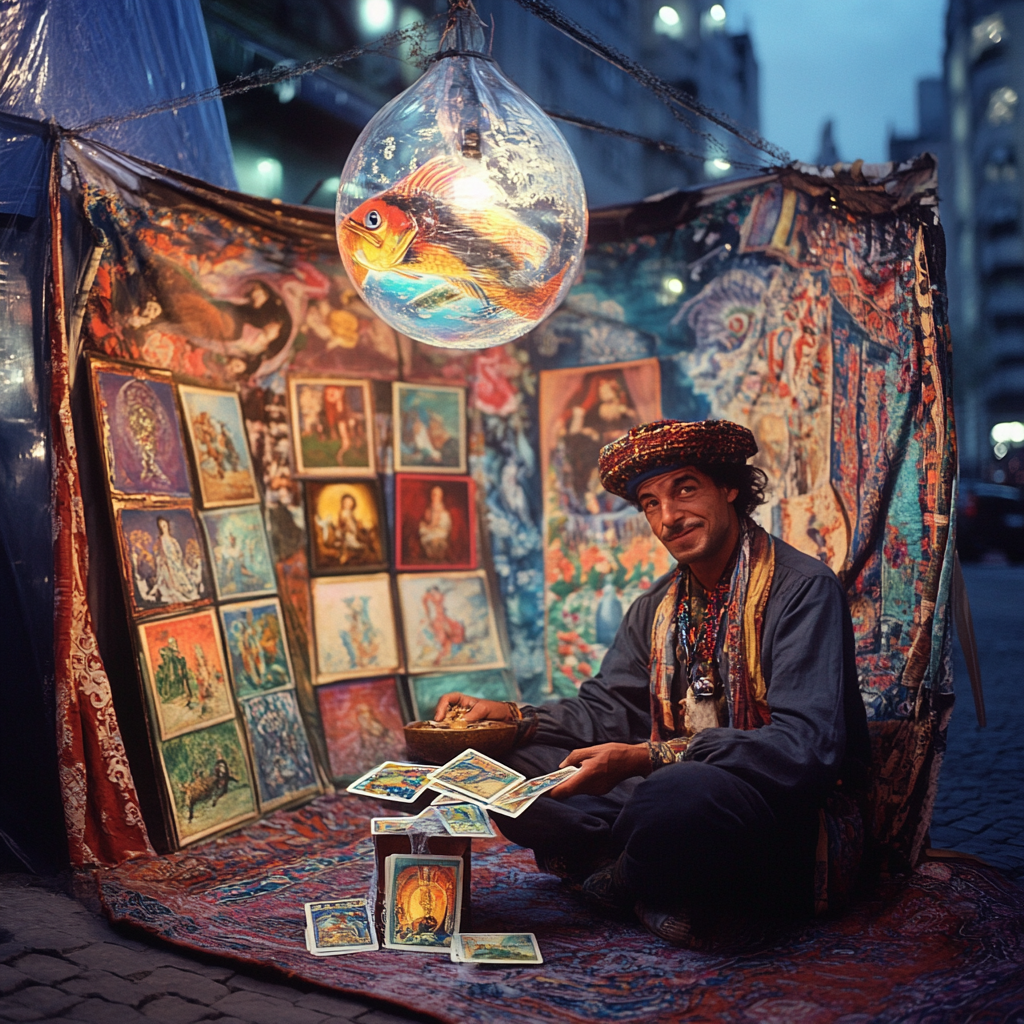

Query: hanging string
left=504, top=0, right=789, bottom=166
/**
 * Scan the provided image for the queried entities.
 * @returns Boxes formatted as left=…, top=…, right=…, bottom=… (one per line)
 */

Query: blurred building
left=201, top=0, right=760, bottom=210
left=901, top=2, right=1024, bottom=483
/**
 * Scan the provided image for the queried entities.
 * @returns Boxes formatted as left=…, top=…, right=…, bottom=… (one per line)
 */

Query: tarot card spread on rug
left=91, top=361, right=191, bottom=499
left=115, top=504, right=212, bottom=616
left=435, top=802, right=495, bottom=837
left=383, top=854, right=463, bottom=953
left=137, top=610, right=235, bottom=740
left=427, top=749, right=524, bottom=802
left=451, top=933, right=543, bottom=965
left=179, top=385, right=259, bottom=508
left=488, top=766, right=580, bottom=818
left=304, top=898, right=378, bottom=956
left=370, top=817, right=415, bottom=834
left=199, top=505, right=276, bottom=599
left=346, top=762, right=435, bottom=803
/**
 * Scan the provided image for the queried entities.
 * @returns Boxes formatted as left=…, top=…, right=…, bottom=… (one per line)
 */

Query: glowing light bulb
left=658, top=6, right=680, bottom=26
left=709, top=4, right=726, bottom=23
left=336, top=3, right=588, bottom=350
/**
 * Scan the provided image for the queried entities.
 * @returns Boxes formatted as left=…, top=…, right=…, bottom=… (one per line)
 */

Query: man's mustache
left=660, top=519, right=703, bottom=541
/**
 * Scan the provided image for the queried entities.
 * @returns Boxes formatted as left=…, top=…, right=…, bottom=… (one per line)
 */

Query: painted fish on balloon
left=338, top=157, right=567, bottom=322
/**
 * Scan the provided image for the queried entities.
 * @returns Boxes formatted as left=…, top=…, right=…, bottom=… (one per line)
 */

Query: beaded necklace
left=676, top=568, right=730, bottom=698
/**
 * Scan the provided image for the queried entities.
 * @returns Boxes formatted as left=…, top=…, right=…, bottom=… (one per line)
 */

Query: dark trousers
left=500, top=742, right=818, bottom=916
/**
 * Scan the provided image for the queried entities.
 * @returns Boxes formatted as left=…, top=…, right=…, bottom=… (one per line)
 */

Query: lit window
left=987, top=86, right=1018, bottom=125
left=971, top=13, right=1006, bottom=60
left=655, top=5, right=684, bottom=39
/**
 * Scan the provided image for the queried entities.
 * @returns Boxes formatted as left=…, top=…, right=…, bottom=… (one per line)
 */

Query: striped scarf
left=648, top=520, right=776, bottom=740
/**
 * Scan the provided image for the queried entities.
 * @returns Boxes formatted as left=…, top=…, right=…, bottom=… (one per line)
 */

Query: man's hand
left=432, top=693, right=514, bottom=724
left=550, top=743, right=650, bottom=799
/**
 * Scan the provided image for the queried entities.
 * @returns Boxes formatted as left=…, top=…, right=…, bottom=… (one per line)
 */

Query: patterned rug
left=97, top=794, right=1024, bottom=1024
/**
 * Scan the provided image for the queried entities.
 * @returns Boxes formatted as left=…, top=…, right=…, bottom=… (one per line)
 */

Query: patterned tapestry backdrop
left=62, top=139, right=953, bottom=870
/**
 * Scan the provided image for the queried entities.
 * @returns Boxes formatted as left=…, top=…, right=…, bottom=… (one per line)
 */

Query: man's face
left=636, top=466, right=739, bottom=565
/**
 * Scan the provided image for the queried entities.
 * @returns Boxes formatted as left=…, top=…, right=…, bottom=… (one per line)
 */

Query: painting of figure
left=310, top=574, right=400, bottom=683
left=159, top=718, right=257, bottom=845
left=179, top=385, right=259, bottom=507
left=288, top=376, right=374, bottom=477
left=397, top=571, right=504, bottom=674
left=220, top=598, right=295, bottom=699
left=383, top=854, right=463, bottom=952
left=90, top=360, right=191, bottom=499
left=240, top=689, right=320, bottom=810
left=316, top=677, right=406, bottom=780
left=200, top=505, right=276, bottom=599
left=115, top=505, right=212, bottom=616
left=393, top=383, right=466, bottom=474
left=395, top=474, right=476, bottom=570
left=137, top=610, right=235, bottom=740
left=305, top=480, right=387, bottom=574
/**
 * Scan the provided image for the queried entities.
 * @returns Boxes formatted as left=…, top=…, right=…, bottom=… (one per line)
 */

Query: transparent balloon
left=336, top=6, right=587, bottom=350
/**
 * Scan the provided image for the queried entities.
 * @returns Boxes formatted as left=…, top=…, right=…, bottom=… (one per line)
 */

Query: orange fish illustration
left=338, top=157, right=566, bottom=322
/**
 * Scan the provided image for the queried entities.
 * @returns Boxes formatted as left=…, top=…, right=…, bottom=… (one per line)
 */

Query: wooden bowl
left=403, top=720, right=517, bottom=765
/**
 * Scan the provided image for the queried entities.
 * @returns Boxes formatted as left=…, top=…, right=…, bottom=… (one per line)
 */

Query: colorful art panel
left=288, top=376, right=375, bottom=477
left=311, top=574, right=400, bottom=682
left=393, top=383, right=466, bottom=474
left=305, top=480, right=388, bottom=575
left=200, top=505, right=277, bottom=600
left=408, top=669, right=518, bottom=721
left=159, top=718, right=257, bottom=846
left=137, top=609, right=236, bottom=740
left=315, top=677, right=407, bottom=780
left=115, top=504, right=212, bottom=617
left=219, top=598, right=296, bottom=700
left=383, top=853, right=463, bottom=953
left=539, top=358, right=664, bottom=696
left=395, top=474, right=476, bottom=571
left=240, top=688, right=320, bottom=810
left=397, top=571, right=504, bottom=674
left=90, top=359, right=191, bottom=499
left=179, top=385, right=260, bottom=508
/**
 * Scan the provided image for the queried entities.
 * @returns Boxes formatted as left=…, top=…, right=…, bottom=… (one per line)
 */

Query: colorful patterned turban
left=598, top=419, right=758, bottom=500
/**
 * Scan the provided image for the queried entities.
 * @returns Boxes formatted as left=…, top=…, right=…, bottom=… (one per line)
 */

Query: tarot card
left=450, top=932, right=543, bottom=965
left=304, top=898, right=378, bottom=956
left=435, top=802, right=496, bottom=837
left=427, top=749, right=524, bottom=802
left=178, top=385, right=260, bottom=508
left=430, top=793, right=466, bottom=806
left=346, top=762, right=435, bottom=803
left=383, top=854, right=463, bottom=953
left=371, top=817, right=415, bottom=834
left=489, top=766, right=580, bottom=818
left=199, top=505, right=276, bottom=599
left=288, top=376, right=375, bottom=477
left=427, top=779, right=491, bottom=809
left=392, top=382, right=466, bottom=474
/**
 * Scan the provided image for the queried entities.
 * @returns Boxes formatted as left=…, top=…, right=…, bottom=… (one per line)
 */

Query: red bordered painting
left=395, top=474, right=476, bottom=571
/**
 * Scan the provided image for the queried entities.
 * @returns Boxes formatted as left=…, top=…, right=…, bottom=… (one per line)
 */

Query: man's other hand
left=550, top=743, right=650, bottom=798
left=432, top=693, right=514, bottom=724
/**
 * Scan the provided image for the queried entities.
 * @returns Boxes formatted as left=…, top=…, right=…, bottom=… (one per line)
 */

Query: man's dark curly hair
left=695, top=462, right=769, bottom=519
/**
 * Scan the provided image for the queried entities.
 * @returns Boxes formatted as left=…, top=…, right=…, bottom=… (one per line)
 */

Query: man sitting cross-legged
left=434, top=419, right=870, bottom=948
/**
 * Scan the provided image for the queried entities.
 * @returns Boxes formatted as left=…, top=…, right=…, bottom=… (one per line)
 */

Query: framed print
left=305, top=480, right=388, bottom=574
left=89, top=358, right=191, bottom=499
left=409, top=669, right=518, bottom=722
left=137, top=609, right=235, bottom=740
left=219, top=598, right=296, bottom=699
left=178, top=385, right=259, bottom=507
left=315, top=677, right=406, bottom=780
left=239, top=688, right=320, bottom=811
left=383, top=853, right=463, bottom=953
left=397, top=570, right=504, bottom=674
left=199, top=505, right=277, bottom=600
left=393, top=383, right=466, bottom=474
left=287, top=376, right=375, bottom=477
left=158, top=718, right=257, bottom=846
left=310, top=574, right=400, bottom=683
left=115, top=504, right=213, bottom=617
left=395, top=474, right=476, bottom=571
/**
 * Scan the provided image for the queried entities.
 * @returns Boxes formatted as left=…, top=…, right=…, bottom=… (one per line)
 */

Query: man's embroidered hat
left=598, top=419, right=758, bottom=500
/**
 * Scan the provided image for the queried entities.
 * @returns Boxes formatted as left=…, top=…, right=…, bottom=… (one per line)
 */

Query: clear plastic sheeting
left=0, top=0, right=237, bottom=189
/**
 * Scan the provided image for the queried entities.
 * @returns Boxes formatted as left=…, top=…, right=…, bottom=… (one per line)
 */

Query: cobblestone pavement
left=929, top=562, right=1024, bottom=881
left=0, top=876, right=432, bottom=1023
left=1, top=563, right=1021, bottom=1023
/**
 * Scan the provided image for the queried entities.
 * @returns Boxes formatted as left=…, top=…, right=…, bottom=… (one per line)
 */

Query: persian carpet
left=97, top=795, right=1024, bottom=1024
